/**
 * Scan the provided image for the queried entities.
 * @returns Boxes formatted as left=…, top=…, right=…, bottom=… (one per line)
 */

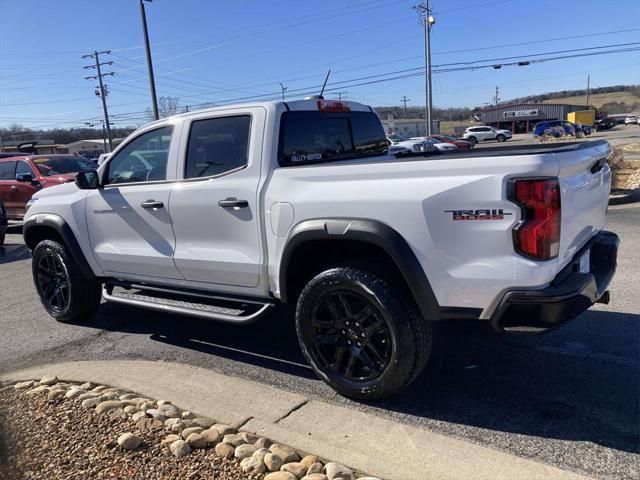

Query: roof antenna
left=319, top=69, right=331, bottom=98
left=304, top=70, right=332, bottom=100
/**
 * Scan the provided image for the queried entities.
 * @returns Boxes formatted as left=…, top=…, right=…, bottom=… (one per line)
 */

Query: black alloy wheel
left=309, top=289, right=392, bottom=383
left=36, top=249, right=70, bottom=313
left=31, top=239, right=102, bottom=323
left=296, top=266, right=431, bottom=400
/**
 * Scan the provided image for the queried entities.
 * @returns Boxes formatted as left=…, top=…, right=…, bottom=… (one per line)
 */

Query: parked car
left=532, top=120, right=582, bottom=139
left=23, top=99, right=618, bottom=400
left=386, top=133, right=436, bottom=154
left=462, top=126, right=512, bottom=145
left=0, top=199, right=7, bottom=245
left=624, top=115, right=637, bottom=125
left=410, top=137, right=458, bottom=152
left=0, top=155, right=96, bottom=220
left=428, top=134, right=473, bottom=149
left=595, top=117, right=616, bottom=130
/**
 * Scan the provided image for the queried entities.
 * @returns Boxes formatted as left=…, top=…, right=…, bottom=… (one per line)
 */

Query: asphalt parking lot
left=473, top=123, right=640, bottom=149
left=0, top=202, right=638, bottom=480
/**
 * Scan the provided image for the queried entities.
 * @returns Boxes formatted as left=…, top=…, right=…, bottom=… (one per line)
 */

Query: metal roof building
left=478, top=103, right=585, bottom=133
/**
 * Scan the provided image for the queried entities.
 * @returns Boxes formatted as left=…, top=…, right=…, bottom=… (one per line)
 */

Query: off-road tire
left=296, top=266, right=431, bottom=400
left=32, top=239, right=101, bottom=323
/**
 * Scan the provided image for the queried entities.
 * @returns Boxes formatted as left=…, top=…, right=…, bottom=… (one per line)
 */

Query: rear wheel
left=296, top=266, right=431, bottom=400
left=32, top=239, right=101, bottom=323
left=468, top=136, right=477, bottom=146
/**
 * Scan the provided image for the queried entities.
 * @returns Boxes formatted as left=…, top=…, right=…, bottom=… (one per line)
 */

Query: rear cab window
left=278, top=109, right=389, bottom=166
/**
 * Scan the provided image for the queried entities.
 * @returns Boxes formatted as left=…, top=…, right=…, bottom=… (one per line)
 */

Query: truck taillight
left=510, top=178, right=561, bottom=260
left=317, top=100, right=351, bottom=112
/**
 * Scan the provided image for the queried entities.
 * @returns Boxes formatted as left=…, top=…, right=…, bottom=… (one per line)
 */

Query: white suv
left=624, top=115, right=637, bottom=125
left=463, top=126, right=512, bottom=145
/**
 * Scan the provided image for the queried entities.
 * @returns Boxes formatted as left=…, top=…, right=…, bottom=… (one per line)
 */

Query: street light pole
left=140, top=0, right=159, bottom=120
left=279, top=82, right=287, bottom=101
left=414, top=1, right=435, bottom=136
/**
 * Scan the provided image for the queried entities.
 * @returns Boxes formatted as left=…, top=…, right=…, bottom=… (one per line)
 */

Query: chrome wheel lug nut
left=361, top=333, right=366, bottom=338
left=345, top=321, right=350, bottom=326
left=355, top=322, right=360, bottom=326
left=347, top=340, right=352, bottom=345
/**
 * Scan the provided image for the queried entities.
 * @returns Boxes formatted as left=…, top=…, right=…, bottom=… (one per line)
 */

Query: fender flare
left=279, top=218, right=441, bottom=320
left=23, top=214, right=96, bottom=280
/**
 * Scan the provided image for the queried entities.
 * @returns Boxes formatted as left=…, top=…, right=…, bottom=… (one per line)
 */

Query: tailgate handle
left=590, top=158, right=606, bottom=174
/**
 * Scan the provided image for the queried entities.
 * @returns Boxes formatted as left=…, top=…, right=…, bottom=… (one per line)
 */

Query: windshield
left=32, top=156, right=95, bottom=176
left=387, top=133, right=407, bottom=142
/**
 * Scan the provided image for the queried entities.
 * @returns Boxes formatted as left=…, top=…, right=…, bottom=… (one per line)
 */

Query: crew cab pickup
left=23, top=99, right=618, bottom=400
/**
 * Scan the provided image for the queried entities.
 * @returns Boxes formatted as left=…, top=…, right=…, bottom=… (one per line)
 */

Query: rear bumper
left=490, top=231, right=619, bottom=333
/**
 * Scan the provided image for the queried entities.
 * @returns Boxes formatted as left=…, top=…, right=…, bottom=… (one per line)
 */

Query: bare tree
left=158, top=96, right=180, bottom=118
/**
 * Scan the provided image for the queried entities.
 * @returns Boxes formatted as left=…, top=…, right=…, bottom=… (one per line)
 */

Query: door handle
left=218, top=198, right=249, bottom=208
left=141, top=199, right=164, bottom=209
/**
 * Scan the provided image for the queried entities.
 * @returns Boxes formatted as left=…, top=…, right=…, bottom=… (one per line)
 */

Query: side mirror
left=15, top=173, right=34, bottom=183
left=75, top=170, right=100, bottom=190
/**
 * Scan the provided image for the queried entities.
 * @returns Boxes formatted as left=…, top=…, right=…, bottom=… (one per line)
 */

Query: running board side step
left=102, top=285, right=274, bottom=324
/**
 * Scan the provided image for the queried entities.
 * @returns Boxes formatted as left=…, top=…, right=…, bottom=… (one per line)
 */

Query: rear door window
left=279, top=111, right=388, bottom=165
left=0, top=161, right=16, bottom=180
left=184, top=115, right=251, bottom=179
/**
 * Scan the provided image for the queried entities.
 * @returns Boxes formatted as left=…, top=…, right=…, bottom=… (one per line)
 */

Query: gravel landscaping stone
left=107, top=408, right=128, bottom=420
left=186, top=432, right=207, bottom=449
left=145, top=408, right=168, bottom=422
left=302, top=475, right=328, bottom=480
left=255, top=437, right=273, bottom=449
left=81, top=397, right=101, bottom=409
left=26, top=385, right=49, bottom=395
left=169, top=439, right=191, bottom=458
left=270, top=444, right=300, bottom=463
left=38, top=375, right=59, bottom=386
left=181, top=411, right=195, bottom=420
left=215, top=441, right=235, bottom=458
left=160, top=434, right=181, bottom=446
left=117, top=432, right=142, bottom=450
left=265, top=452, right=285, bottom=472
left=95, top=400, right=123, bottom=414
left=193, top=417, right=215, bottom=428
left=307, top=462, right=324, bottom=475
left=76, top=392, right=99, bottom=402
left=181, top=426, right=204, bottom=439
left=201, top=427, right=221, bottom=445
left=14, top=380, right=35, bottom=390
left=239, top=431, right=259, bottom=444
left=47, top=389, right=67, bottom=401
left=241, top=455, right=267, bottom=474
left=0, top=387, right=268, bottom=479
left=158, top=403, right=181, bottom=418
left=123, top=405, right=139, bottom=414
left=301, top=455, right=319, bottom=469
left=324, top=462, right=355, bottom=480
left=265, top=472, right=297, bottom=480
left=213, top=423, right=235, bottom=435
left=223, top=433, right=245, bottom=447
left=65, top=388, right=86, bottom=399
left=131, top=410, right=148, bottom=422
left=79, top=382, right=96, bottom=390
left=135, top=417, right=164, bottom=432
left=281, top=461, right=308, bottom=478
left=235, top=443, right=258, bottom=459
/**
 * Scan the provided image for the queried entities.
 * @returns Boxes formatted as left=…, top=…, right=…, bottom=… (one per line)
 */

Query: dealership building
left=478, top=103, right=586, bottom=133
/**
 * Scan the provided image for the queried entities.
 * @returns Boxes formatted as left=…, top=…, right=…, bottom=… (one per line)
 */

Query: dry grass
left=542, top=91, right=640, bottom=109
left=609, top=147, right=640, bottom=191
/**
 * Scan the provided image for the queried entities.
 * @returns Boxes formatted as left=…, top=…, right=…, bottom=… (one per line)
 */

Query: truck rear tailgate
left=555, top=140, right=612, bottom=269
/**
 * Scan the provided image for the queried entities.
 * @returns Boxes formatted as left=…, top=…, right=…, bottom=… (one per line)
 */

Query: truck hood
left=33, top=179, right=79, bottom=200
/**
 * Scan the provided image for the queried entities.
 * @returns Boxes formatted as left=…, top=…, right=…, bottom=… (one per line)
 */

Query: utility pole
left=83, top=51, right=115, bottom=151
left=414, top=1, right=435, bottom=136
left=336, top=92, right=348, bottom=101
left=139, top=0, right=159, bottom=120
left=586, top=74, right=591, bottom=108
left=493, top=86, right=500, bottom=105
left=401, top=96, right=410, bottom=118
left=279, top=82, right=287, bottom=101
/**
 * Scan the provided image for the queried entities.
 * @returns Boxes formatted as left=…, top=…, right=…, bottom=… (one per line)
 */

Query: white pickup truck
left=23, top=98, right=618, bottom=400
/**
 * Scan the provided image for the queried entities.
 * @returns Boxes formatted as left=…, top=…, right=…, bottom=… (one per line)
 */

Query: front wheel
left=296, top=266, right=431, bottom=400
left=32, top=239, right=102, bottom=323
left=496, top=134, right=506, bottom=142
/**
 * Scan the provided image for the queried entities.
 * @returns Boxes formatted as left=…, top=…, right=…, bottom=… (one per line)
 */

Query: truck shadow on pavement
left=0, top=227, right=31, bottom=264
left=90, top=302, right=640, bottom=456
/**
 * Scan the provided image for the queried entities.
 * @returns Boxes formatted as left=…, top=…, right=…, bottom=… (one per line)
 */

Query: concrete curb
left=1, top=360, right=592, bottom=480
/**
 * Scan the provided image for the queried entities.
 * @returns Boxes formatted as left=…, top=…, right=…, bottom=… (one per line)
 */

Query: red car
left=429, top=135, right=473, bottom=149
left=0, top=155, right=95, bottom=220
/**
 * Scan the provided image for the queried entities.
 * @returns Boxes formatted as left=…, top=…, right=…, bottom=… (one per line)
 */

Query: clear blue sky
left=1, top=0, right=639, bottom=129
